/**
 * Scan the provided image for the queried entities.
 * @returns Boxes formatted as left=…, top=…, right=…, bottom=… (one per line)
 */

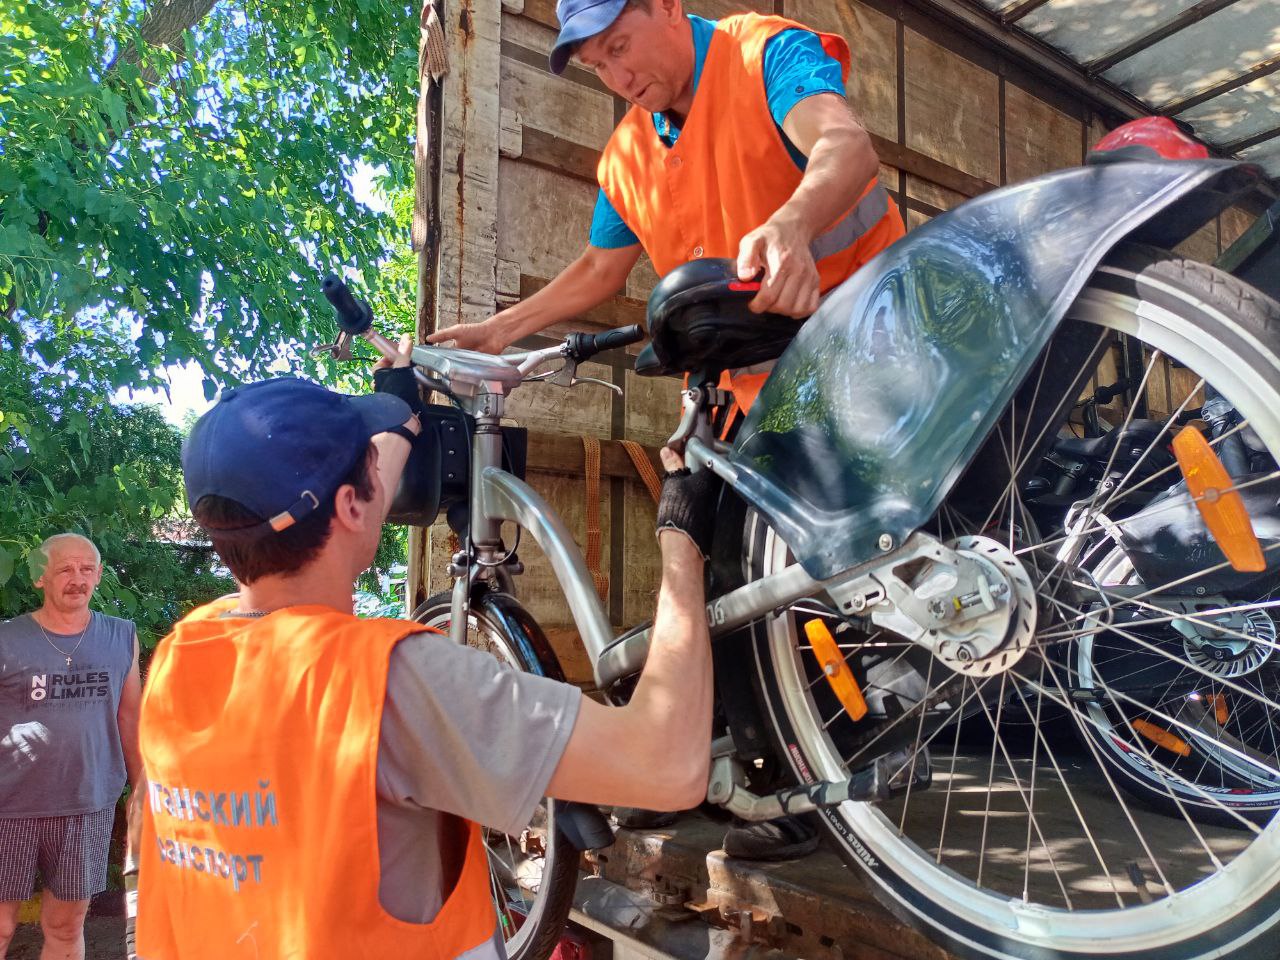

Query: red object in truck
left=1092, top=116, right=1210, bottom=160
left=551, top=933, right=591, bottom=960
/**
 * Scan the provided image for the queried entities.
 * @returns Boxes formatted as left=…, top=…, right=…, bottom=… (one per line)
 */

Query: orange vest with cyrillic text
left=136, top=599, right=496, bottom=960
left=598, top=13, right=906, bottom=414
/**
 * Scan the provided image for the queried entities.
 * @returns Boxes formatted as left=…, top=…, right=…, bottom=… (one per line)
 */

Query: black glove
left=656, top=466, right=719, bottom=558
left=373, top=365, right=424, bottom=416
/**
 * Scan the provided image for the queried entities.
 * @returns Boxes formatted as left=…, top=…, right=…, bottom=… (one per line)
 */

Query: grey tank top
left=0, top=612, right=134, bottom=816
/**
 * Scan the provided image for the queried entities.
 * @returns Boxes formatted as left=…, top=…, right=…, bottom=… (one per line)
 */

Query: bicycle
left=320, top=147, right=1280, bottom=960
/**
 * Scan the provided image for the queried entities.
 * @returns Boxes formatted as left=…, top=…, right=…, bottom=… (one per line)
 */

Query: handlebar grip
left=322, top=275, right=373, bottom=335
left=1093, top=380, right=1133, bottom=405
left=567, top=324, right=646, bottom=361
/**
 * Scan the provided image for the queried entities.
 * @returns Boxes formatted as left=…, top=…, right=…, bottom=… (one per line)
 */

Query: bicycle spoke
left=971, top=673, right=1075, bottom=908
left=1021, top=661, right=1266, bottom=835
left=1021, top=658, right=1177, bottom=896
left=1037, top=587, right=1280, bottom=721
left=1036, top=595, right=1280, bottom=648
left=1093, top=675, right=1227, bottom=871
left=1008, top=663, right=1127, bottom=906
left=1022, top=468, right=1280, bottom=581
left=897, top=656, right=936, bottom=834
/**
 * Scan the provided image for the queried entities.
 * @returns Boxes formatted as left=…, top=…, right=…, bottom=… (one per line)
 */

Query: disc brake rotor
left=935, top=535, right=1038, bottom=677
left=1180, top=608, right=1277, bottom=679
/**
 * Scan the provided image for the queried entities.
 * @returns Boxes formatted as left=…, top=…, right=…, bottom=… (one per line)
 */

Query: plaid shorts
left=0, top=807, right=114, bottom=902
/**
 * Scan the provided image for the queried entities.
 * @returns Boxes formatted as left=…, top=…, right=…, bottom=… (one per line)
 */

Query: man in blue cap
left=131, top=350, right=720, bottom=955
left=430, top=0, right=902, bottom=360
left=433, top=0, right=901, bottom=861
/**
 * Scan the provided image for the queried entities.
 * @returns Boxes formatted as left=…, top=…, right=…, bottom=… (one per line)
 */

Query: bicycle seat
left=637, top=259, right=805, bottom=378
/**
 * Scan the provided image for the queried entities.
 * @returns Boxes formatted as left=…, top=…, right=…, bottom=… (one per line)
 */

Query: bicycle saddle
left=635, top=259, right=805, bottom=378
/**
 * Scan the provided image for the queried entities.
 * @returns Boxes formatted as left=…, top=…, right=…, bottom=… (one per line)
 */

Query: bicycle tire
left=411, top=591, right=579, bottom=960
left=742, top=243, right=1280, bottom=959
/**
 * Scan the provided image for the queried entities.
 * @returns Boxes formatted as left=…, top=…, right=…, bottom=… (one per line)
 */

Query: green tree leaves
left=1, top=0, right=421, bottom=642
left=1, top=0, right=419, bottom=388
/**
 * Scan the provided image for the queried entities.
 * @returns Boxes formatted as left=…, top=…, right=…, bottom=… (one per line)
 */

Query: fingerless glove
left=373, top=366, right=424, bottom=416
left=656, top=466, right=719, bottom=558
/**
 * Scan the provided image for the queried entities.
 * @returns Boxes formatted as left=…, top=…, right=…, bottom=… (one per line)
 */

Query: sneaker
left=722, top=815, right=820, bottom=861
left=612, top=807, right=679, bottom=829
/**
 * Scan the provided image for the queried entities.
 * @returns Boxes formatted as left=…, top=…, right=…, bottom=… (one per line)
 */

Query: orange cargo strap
left=621, top=439, right=663, bottom=505
left=582, top=437, right=609, bottom=600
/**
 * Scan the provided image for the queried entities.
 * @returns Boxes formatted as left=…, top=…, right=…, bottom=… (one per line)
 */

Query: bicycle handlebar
left=565, top=325, right=645, bottom=363
left=320, top=276, right=645, bottom=397
left=322, top=275, right=373, bottom=335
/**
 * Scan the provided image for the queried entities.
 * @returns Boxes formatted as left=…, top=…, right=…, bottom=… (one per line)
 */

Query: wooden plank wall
left=416, top=0, right=1262, bottom=682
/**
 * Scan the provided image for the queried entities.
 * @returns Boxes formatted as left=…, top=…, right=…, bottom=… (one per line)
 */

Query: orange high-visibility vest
left=136, top=599, right=496, bottom=960
left=598, top=12, right=906, bottom=415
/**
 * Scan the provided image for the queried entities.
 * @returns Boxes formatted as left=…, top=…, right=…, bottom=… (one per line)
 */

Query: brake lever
left=572, top=375, right=622, bottom=396
left=668, top=385, right=731, bottom=448
left=311, top=332, right=354, bottom=361
left=544, top=358, right=623, bottom=396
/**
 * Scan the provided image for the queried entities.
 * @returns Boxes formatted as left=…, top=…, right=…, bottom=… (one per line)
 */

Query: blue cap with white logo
left=549, top=0, right=628, bottom=74
left=182, top=377, right=410, bottom=541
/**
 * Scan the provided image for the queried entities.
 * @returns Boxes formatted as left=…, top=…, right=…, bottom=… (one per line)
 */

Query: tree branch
left=138, top=0, right=220, bottom=51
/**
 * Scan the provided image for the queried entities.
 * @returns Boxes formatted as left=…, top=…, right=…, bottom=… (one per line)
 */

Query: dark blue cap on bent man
left=549, top=0, right=628, bottom=74
left=182, top=377, right=410, bottom=542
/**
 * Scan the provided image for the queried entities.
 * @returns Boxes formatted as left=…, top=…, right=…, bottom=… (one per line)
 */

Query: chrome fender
left=734, top=159, right=1261, bottom=580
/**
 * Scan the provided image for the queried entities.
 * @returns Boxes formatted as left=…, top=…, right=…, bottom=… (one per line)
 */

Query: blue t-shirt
left=589, top=15, right=847, bottom=249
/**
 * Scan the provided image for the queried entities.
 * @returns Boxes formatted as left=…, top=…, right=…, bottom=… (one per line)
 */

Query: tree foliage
left=1, top=0, right=420, bottom=392
left=0, top=0, right=424, bottom=638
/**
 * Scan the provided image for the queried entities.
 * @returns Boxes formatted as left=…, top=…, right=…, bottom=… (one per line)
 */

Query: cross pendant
left=65, top=656, right=72, bottom=668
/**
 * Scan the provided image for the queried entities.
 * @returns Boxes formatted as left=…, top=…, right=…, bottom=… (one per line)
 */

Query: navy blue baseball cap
left=549, top=0, right=628, bottom=74
left=182, top=377, right=410, bottom=541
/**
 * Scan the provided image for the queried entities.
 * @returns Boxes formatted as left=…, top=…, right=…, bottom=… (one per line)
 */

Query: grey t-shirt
left=0, top=612, right=135, bottom=817
left=375, top=631, right=582, bottom=926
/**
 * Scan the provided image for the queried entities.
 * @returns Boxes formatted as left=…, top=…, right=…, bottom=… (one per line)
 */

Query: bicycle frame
left=346, top=324, right=935, bottom=696
left=450, top=369, right=843, bottom=690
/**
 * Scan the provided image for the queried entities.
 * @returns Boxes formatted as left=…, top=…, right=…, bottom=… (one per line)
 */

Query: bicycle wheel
left=745, top=244, right=1280, bottom=959
left=412, top=592, right=579, bottom=960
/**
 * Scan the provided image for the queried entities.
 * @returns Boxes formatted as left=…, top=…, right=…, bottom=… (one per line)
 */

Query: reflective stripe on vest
left=136, top=600, right=497, bottom=960
left=809, top=184, right=891, bottom=262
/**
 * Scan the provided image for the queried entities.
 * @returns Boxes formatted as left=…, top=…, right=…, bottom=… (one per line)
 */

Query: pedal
left=879, top=746, right=932, bottom=796
left=837, top=747, right=930, bottom=804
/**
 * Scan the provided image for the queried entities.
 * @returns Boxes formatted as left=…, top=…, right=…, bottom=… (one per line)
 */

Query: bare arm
left=371, top=332, right=422, bottom=515
left=372, top=428, right=416, bottom=519
left=775, top=94, right=880, bottom=244
left=429, top=243, right=642, bottom=354
left=117, top=631, right=143, bottom=788
left=120, top=632, right=144, bottom=869
left=737, top=93, right=881, bottom=317
left=546, top=530, right=712, bottom=811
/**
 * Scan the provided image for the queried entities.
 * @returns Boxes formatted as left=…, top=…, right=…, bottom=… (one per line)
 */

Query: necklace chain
left=34, top=613, right=91, bottom=669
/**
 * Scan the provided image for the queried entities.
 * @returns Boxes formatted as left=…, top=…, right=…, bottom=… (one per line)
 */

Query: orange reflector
left=805, top=619, right=868, bottom=721
left=1171, top=426, right=1265, bottom=573
left=1132, top=718, right=1191, bottom=756
left=1212, top=694, right=1230, bottom=726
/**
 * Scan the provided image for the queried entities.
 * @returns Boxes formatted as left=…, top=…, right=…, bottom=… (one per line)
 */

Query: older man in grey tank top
left=0, top=533, right=142, bottom=960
